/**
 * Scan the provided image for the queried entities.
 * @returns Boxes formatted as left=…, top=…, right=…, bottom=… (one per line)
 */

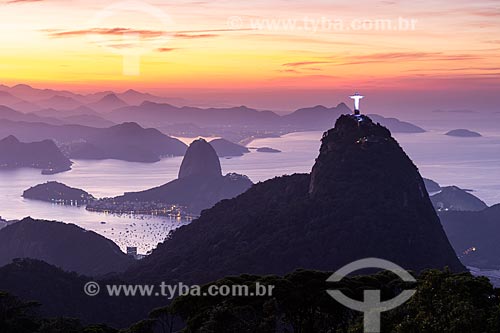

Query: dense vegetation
left=3, top=267, right=498, bottom=333
left=153, top=269, right=500, bottom=333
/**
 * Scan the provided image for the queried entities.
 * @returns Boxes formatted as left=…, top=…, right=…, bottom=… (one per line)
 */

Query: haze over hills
left=126, top=114, right=463, bottom=284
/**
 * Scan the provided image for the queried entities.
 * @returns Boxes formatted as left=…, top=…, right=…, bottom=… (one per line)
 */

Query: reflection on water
left=1, top=130, right=499, bottom=252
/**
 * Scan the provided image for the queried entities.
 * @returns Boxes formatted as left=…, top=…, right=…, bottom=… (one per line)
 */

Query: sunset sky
left=1, top=0, right=499, bottom=112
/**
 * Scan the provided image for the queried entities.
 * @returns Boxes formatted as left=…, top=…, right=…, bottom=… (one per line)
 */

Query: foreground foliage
left=2, top=269, right=499, bottom=333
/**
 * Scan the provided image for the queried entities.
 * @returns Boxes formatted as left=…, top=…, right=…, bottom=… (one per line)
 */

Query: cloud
left=157, top=47, right=178, bottom=52
left=469, top=9, right=500, bottom=17
left=278, top=69, right=301, bottom=74
left=45, top=27, right=249, bottom=40
left=4, top=0, right=43, bottom=3
left=337, top=52, right=481, bottom=65
left=47, top=28, right=165, bottom=39
left=173, top=33, right=218, bottom=39
left=283, top=61, right=332, bottom=67
left=406, top=66, right=500, bottom=72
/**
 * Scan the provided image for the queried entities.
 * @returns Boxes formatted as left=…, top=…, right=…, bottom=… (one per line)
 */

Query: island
left=256, top=147, right=282, bottom=153
left=23, top=181, right=95, bottom=205
left=445, top=129, right=482, bottom=137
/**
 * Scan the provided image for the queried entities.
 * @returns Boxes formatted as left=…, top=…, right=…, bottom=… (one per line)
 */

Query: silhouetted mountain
left=0, top=135, right=71, bottom=174
left=423, top=178, right=441, bottom=193
left=440, top=205, right=500, bottom=269
left=88, top=139, right=253, bottom=214
left=87, top=94, right=128, bottom=112
left=126, top=114, right=463, bottom=284
left=0, top=218, right=133, bottom=276
left=23, top=181, right=95, bottom=204
left=179, top=139, right=222, bottom=178
left=431, top=186, right=488, bottom=212
left=0, top=120, right=187, bottom=162
left=445, top=129, right=482, bottom=137
left=209, top=138, right=250, bottom=157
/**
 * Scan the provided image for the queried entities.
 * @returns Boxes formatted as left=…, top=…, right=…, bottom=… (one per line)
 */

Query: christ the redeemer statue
left=350, top=92, right=364, bottom=115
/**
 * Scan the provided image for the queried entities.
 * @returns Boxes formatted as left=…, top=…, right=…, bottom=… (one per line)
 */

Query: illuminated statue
left=350, top=92, right=364, bottom=115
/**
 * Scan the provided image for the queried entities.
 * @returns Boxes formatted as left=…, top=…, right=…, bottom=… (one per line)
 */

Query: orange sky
left=0, top=0, right=499, bottom=111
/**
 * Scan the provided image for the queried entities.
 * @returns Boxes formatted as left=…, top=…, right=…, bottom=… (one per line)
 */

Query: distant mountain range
left=0, top=135, right=71, bottom=174
left=106, top=101, right=425, bottom=134
left=0, top=84, right=183, bottom=112
left=0, top=84, right=426, bottom=142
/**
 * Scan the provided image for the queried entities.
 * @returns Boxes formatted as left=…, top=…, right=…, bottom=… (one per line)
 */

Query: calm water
left=1, top=130, right=499, bottom=253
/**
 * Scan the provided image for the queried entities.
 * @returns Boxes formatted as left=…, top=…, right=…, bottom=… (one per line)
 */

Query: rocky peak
left=178, top=138, right=222, bottom=179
